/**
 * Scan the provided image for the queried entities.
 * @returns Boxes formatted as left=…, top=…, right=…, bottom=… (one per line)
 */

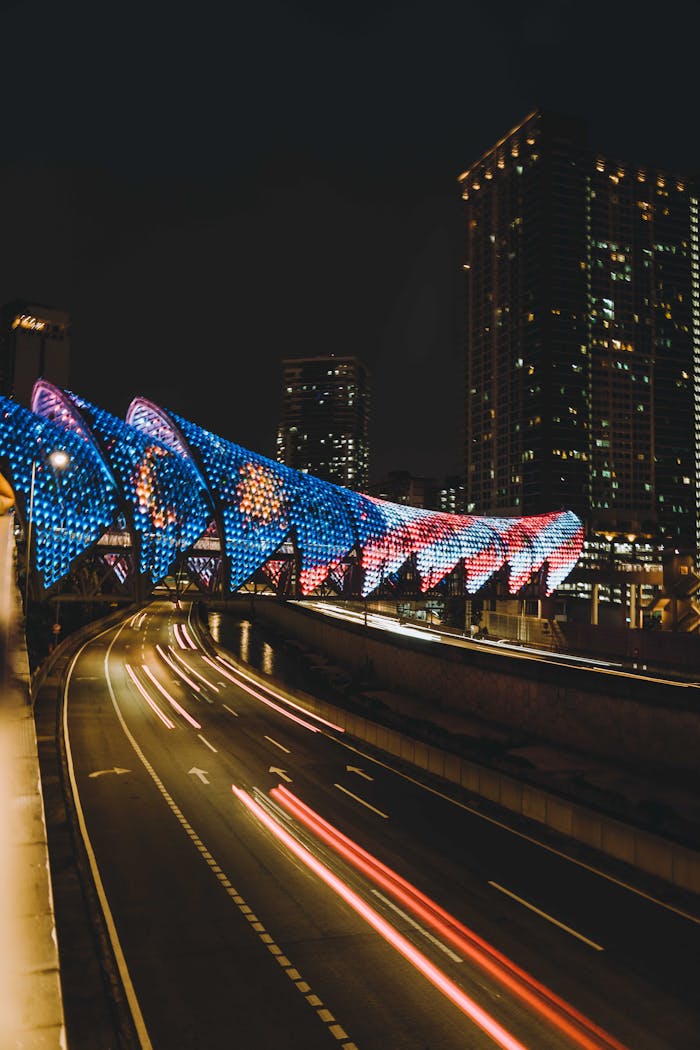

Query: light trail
left=215, top=655, right=345, bottom=733
left=155, top=645, right=202, bottom=694
left=272, top=786, right=628, bottom=1050
left=233, top=786, right=528, bottom=1050
left=180, top=623, right=197, bottom=649
left=124, top=664, right=175, bottom=729
left=167, top=646, right=220, bottom=691
left=199, top=655, right=321, bottom=733
left=140, top=665, right=202, bottom=729
left=172, top=623, right=188, bottom=649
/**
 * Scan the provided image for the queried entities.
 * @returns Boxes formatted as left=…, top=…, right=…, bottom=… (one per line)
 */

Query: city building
left=459, top=109, right=700, bottom=627
left=367, top=470, right=436, bottom=508
left=459, top=109, right=699, bottom=553
left=437, top=474, right=467, bottom=515
left=367, top=471, right=466, bottom=513
left=0, top=300, right=71, bottom=407
left=276, top=355, right=370, bottom=490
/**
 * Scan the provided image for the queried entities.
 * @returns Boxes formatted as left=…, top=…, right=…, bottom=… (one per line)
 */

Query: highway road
left=61, top=601, right=700, bottom=1049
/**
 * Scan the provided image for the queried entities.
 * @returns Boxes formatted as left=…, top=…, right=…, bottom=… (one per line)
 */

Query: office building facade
left=0, top=300, right=71, bottom=407
left=459, top=110, right=699, bottom=552
left=276, top=355, right=370, bottom=490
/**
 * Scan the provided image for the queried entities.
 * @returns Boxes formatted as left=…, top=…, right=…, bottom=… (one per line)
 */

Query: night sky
left=2, top=0, right=699, bottom=482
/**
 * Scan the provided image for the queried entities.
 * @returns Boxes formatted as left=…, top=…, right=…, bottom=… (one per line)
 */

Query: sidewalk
left=0, top=513, right=65, bottom=1050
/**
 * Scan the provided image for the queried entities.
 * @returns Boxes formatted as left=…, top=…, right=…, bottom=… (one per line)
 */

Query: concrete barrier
left=193, top=605, right=700, bottom=896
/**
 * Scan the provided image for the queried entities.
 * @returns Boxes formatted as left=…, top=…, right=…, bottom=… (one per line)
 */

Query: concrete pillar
left=629, top=583, right=637, bottom=629
left=591, top=583, right=599, bottom=626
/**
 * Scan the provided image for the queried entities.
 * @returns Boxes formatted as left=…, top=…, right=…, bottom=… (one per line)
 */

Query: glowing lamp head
left=49, top=449, right=69, bottom=470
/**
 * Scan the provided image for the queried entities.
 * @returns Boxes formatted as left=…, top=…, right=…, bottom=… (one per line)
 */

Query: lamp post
left=24, top=449, right=70, bottom=615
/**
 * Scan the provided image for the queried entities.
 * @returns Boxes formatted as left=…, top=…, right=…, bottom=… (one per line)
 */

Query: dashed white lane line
left=488, top=882, right=604, bottom=951
left=222, top=704, right=238, bottom=717
left=265, top=736, right=291, bottom=753
left=197, top=733, right=218, bottom=753
left=98, top=625, right=358, bottom=1048
left=334, top=783, right=388, bottom=819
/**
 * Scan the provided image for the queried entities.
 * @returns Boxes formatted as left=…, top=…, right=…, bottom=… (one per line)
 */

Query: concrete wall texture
left=251, top=599, right=700, bottom=778
left=207, top=600, right=700, bottom=896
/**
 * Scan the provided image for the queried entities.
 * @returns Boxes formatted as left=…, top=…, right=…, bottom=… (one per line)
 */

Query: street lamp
left=24, top=449, right=70, bottom=614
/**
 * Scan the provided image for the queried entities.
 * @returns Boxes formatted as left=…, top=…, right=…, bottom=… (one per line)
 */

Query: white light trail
left=140, top=665, right=202, bottom=729
left=124, top=664, right=175, bottom=729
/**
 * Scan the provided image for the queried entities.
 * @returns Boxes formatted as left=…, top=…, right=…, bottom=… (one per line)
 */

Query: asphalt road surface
left=61, top=601, right=700, bottom=1049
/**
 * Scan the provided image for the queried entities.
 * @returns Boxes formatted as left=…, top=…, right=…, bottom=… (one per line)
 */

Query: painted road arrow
left=346, top=765, right=374, bottom=781
left=88, top=767, right=131, bottom=778
left=188, top=767, right=210, bottom=784
left=269, top=767, right=293, bottom=783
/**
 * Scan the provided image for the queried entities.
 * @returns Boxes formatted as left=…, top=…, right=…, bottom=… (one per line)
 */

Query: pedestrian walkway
left=0, top=512, right=65, bottom=1050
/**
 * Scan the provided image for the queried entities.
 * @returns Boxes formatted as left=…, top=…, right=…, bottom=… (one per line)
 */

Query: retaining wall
left=202, top=600, right=700, bottom=896
left=247, top=599, right=700, bottom=776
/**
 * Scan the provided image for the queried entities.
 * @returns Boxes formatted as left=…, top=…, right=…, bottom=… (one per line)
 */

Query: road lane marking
left=265, top=736, right=290, bottom=753
left=73, top=620, right=357, bottom=1050
left=64, top=630, right=154, bottom=1049
left=166, top=645, right=220, bottom=692
left=329, top=736, right=700, bottom=926
left=372, top=889, right=463, bottom=962
left=197, top=734, right=218, bottom=753
left=346, top=764, right=373, bottom=781
left=488, top=882, right=604, bottom=951
left=141, top=665, right=202, bottom=729
left=188, top=767, right=210, bottom=784
left=88, top=767, right=131, bottom=779
left=236, top=786, right=526, bottom=1050
left=334, top=783, right=388, bottom=818
left=222, top=704, right=238, bottom=717
left=269, top=766, right=293, bottom=783
left=214, top=654, right=344, bottom=733
left=155, top=645, right=202, bottom=694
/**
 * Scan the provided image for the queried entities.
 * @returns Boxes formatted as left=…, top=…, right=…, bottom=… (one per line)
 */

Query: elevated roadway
left=34, top=601, right=700, bottom=1048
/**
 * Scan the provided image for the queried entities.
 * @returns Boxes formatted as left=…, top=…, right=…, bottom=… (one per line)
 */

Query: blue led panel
left=0, top=395, right=120, bottom=588
left=61, top=391, right=211, bottom=584
left=1, top=385, right=585, bottom=598
left=167, top=413, right=294, bottom=590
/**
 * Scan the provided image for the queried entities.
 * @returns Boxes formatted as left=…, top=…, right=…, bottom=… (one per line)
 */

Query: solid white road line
left=265, top=736, right=290, bottom=753
left=488, top=881, right=604, bottom=951
left=334, top=783, right=388, bottom=819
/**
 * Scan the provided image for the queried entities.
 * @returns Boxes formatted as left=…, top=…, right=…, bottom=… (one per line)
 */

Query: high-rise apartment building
left=0, top=300, right=71, bottom=407
left=459, top=109, right=699, bottom=551
left=276, top=355, right=370, bottom=490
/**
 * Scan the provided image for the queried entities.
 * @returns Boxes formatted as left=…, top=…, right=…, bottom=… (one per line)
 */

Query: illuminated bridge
left=0, top=381, right=584, bottom=604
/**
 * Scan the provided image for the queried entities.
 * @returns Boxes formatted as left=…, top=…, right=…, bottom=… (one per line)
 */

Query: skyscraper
left=0, top=300, right=71, bottom=407
left=276, top=355, right=370, bottom=490
left=459, top=109, right=699, bottom=551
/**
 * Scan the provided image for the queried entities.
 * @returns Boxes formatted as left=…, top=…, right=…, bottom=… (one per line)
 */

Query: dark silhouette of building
left=276, top=355, right=370, bottom=490
left=367, top=470, right=437, bottom=508
left=367, top=471, right=465, bottom=513
left=0, top=300, right=71, bottom=407
left=459, top=109, right=699, bottom=551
